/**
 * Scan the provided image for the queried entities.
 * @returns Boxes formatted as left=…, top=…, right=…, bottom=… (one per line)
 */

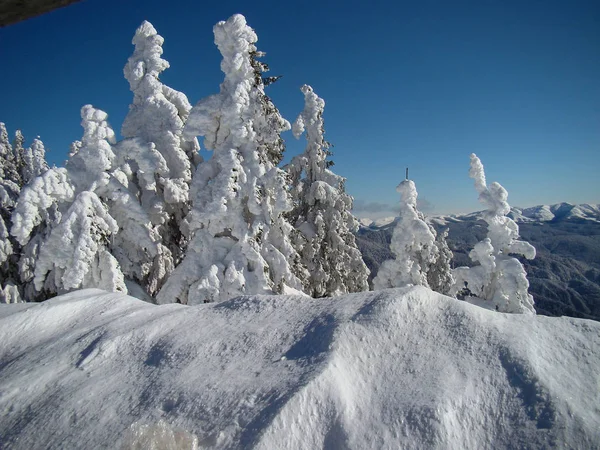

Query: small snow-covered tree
left=119, top=20, right=200, bottom=296
left=450, top=154, right=536, bottom=314
left=287, top=85, right=368, bottom=297
left=0, top=123, right=21, bottom=186
left=11, top=130, right=26, bottom=185
left=429, top=228, right=454, bottom=294
left=0, top=123, right=22, bottom=302
left=157, top=14, right=304, bottom=304
left=1, top=125, right=50, bottom=302
left=13, top=106, right=127, bottom=297
left=22, top=137, right=49, bottom=184
left=373, top=178, right=453, bottom=294
left=11, top=167, right=75, bottom=300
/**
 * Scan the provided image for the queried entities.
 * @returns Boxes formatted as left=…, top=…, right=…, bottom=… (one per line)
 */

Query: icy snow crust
left=0, top=288, right=599, bottom=449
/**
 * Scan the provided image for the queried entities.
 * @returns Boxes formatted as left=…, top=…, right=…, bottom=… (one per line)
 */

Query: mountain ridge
left=358, top=202, right=600, bottom=230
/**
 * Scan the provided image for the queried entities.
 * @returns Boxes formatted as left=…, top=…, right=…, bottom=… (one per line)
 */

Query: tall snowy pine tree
left=287, top=85, right=369, bottom=297
left=157, top=14, right=305, bottom=304
left=118, top=20, right=200, bottom=296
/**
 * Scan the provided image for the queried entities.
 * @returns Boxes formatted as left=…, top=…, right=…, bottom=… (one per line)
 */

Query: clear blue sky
left=1, top=0, right=598, bottom=217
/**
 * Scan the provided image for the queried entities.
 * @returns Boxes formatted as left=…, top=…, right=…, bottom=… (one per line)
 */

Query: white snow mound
left=0, top=287, right=599, bottom=449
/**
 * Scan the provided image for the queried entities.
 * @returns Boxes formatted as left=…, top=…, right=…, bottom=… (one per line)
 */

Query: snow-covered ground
left=1, top=287, right=599, bottom=449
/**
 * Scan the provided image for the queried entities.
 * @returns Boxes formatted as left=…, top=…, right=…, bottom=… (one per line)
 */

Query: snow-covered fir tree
left=157, top=14, right=305, bottom=304
left=373, top=178, right=453, bottom=294
left=22, top=137, right=49, bottom=184
left=11, top=167, right=75, bottom=300
left=0, top=123, right=22, bottom=302
left=119, top=20, right=200, bottom=296
left=66, top=105, right=158, bottom=290
left=429, top=228, right=454, bottom=294
left=449, top=153, right=536, bottom=314
left=11, top=130, right=26, bottom=185
left=12, top=106, right=126, bottom=298
left=0, top=123, right=21, bottom=186
left=1, top=125, right=51, bottom=302
left=287, top=85, right=369, bottom=297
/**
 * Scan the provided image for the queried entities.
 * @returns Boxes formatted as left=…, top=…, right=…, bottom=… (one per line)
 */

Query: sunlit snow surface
left=0, top=287, right=599, bottom=449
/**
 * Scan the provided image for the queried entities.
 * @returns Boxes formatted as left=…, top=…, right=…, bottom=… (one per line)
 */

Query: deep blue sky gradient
left=1, top=0, right=598, bottom=216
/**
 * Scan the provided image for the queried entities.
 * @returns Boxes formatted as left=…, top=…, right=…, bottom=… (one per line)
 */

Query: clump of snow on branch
left=159, top=14, right=303, bottom=304
left=373, top=179, right=453, bottom=294
left=287, top=84, right=368, bottom=297
left=450, top=153, right=536, bottom=314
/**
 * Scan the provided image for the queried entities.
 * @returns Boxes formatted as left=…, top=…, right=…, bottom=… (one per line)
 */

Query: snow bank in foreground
left=0, top=288, right=598, bottom=449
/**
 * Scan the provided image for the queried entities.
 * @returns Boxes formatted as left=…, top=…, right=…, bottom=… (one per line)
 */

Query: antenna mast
left=405, top=167, right=409, bottom=180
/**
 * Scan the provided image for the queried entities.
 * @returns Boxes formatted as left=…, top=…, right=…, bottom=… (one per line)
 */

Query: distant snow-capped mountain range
left=358, top=203, right=600, bottom=229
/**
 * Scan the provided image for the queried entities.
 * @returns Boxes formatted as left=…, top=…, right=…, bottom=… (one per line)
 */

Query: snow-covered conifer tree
left=0, top=123, right=22, bottom=302
left=12, top=106, right=126, bottom=297
left=450, top=154, right=536, bottom=314
left=0, top=123, right=21, bottom=186
left=119, top=20, right=200, bottom=295
left=286, top=85, right=369, bottom=297
left=22, top=137, right=49, bottom=184
left=11, top=167, right=75, bottom=300
left=11, top=130, right=26, bottom=185
left=157, top=14, right=304, bottom=304
left=1, top=125, right=50, bottom=302
left=373, top=178, right=453, bottom=293
left=429, top=228, right=454, bottom=294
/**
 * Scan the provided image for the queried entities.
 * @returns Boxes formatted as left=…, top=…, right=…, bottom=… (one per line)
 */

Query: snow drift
left=0, top=287, right=598, bottom=449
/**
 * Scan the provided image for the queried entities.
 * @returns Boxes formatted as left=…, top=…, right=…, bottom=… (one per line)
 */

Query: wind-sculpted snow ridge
left=0, top=288, right=599, bottom=449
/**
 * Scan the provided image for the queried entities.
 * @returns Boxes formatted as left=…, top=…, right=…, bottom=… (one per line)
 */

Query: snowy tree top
left=184, top=13, right=278, bottom=152
left=124, top=21, right=169, bottom=92
left=469, top=153, right=510, bottom=217
left=214, top=14, right=258, bottom=74
left=396, top=179, right=418, bottom=209
left=13, top=129, right=24, bottom=146
left=80, top=105, right=116, bottom=146
left=66, top=105, right=117, bottom=192
left=292, top=85, right=325, bottom=140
